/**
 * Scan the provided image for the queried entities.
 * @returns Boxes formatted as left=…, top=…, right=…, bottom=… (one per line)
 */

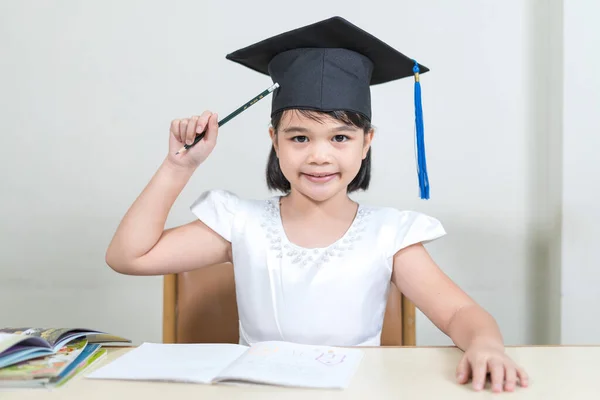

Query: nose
left=306, top=140, right=332, bottom=164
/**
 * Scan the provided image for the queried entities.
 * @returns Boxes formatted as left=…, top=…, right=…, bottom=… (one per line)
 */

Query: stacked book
left=0, top=327, right=130, bottom=389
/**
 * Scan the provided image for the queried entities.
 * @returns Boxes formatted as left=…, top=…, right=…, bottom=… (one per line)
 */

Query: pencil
left=175, top=82, right=280, bottom=155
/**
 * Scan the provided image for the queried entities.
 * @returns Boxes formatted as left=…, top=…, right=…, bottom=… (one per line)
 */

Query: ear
left=362, top=128, right=375, bottom=159
left=269, top=126, right=279, bottom=156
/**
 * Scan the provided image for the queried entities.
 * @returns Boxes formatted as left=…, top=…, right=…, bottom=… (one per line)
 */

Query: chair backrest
left=163, top=262, right=416, bottom=346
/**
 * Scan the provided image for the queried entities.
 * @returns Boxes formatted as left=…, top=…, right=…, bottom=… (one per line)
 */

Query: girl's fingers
left=171, top=119, right=181, bottom=142
left=179, top=119, right=189, bottom=143
left=488, top=359, right=505, bottom=393
left=196, top=110, right=213, bottom=135
left=455, top=355, right=471, bottom=384
left=517, top=366, right=529, bottom=387
left=504, top=364, right=518, bottom=392
left=170, top=111, right=213, bottom=148
left=204, top=113, right=219, bottom=144
left=186, top=116, right=199, bottom=145
left=471, top=358, right=488, bottom=391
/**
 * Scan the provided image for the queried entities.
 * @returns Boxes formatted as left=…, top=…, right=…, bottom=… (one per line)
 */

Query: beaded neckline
left=261, top=197, right=372, bottom=267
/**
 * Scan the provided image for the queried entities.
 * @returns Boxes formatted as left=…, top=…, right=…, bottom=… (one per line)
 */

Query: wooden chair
left=163, top=262, right=416, bottom=346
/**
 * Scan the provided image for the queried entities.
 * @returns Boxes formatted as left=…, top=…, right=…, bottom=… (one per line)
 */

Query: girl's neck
left=278, top=189, right=359, bottom=249
left=280, top=189, right=357, bottom=218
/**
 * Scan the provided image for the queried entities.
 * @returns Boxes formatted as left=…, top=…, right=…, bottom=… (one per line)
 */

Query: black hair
left=266, top=109, right=372, bottom=193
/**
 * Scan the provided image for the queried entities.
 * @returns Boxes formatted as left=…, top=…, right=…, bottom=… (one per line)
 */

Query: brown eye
left=333, top=135, right=348, bottom=142
left=292, top=136, right=308, bottom=143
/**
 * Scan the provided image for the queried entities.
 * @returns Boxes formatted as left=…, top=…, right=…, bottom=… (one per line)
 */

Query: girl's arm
left=105, top=111, right=230, bottom=276
left=391, top=243, right=500, bottom=350
left=392, top=243, right=528, bottom=392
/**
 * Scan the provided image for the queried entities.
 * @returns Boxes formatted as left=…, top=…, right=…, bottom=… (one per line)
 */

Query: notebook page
left=215, top=341, right=363, bottom=389
left=86, top=343, right=248, bottom=384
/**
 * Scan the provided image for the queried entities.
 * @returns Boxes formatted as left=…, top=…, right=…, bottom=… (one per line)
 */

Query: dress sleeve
left=384, top=209, right=446, bottom=259
left=189, top=189, right=240, bottom=242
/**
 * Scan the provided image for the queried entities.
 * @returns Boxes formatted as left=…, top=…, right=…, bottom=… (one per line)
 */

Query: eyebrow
left=281, top=125, right=358, bottom=134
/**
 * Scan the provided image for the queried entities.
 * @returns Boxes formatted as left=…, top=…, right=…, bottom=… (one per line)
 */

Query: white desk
left=2, top=346, right=599, bottom=399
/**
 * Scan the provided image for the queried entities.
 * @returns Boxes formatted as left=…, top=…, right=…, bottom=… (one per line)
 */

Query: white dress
left=190, top=189, right=446, bottom=347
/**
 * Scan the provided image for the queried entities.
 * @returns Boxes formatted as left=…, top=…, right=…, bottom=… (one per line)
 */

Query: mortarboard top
left=225, top=16, right=431, bottom=199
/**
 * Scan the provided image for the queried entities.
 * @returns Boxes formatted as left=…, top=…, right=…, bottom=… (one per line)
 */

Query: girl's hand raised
left=166, top=110, right=219, bottom=170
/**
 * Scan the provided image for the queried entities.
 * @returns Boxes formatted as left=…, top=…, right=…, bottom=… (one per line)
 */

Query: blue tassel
left=413, top=60, right=430, bottom=200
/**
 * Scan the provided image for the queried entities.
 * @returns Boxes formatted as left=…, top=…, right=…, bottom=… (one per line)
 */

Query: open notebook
left=86, top=341, right=363, bottom=389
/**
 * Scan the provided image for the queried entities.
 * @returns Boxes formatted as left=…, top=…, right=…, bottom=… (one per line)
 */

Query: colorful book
left=0, top=327, right=129, bottom=369
left=54, top=346, right=107, bottom=388
left=0, top=339, right=88, bottom=381
left=0, top=340, right=107, bottom=388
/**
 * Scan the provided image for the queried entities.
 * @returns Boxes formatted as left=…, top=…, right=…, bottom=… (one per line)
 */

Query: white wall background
left=561, top=0, right=600, bottom=344
left=0, top=0, right=597, bottom=346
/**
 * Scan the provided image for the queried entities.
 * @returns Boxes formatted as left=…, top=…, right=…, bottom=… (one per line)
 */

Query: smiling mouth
left=304, top=173, right=337, bottom=177
left=302, top=172, right=339, bottom=183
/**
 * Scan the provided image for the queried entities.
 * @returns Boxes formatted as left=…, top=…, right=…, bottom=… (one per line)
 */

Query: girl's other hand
left=166, top=110, right=219, bottom=170
left=456, top=339, right=529, bottom=392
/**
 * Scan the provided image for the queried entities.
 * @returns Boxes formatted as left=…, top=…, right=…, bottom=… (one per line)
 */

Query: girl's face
left=270, top=110, right=373, bottom=202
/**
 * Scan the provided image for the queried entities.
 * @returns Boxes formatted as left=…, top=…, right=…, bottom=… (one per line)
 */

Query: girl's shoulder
left=190, top=188, right=276, bottom=216
left=190, top=189, right=274, bottom=242
left=361, top=202, right=443, bottom=229
left=357, top=202, right=447, bottom=256
left=190, top=188, right=242, bottom=212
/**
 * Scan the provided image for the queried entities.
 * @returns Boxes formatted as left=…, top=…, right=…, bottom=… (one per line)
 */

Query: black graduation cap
left=226, top=16, right=431, bottom=199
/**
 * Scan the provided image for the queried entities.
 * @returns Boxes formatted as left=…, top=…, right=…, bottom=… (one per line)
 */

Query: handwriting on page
left=219, top=342, right=362, bottom=388
left=316, top=350, right=346, bottom=365
left=248, top=344, right=346, bottom=366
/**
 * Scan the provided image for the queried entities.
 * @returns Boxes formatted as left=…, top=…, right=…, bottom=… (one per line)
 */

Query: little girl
left=105, top=16, right=528, bottom=393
